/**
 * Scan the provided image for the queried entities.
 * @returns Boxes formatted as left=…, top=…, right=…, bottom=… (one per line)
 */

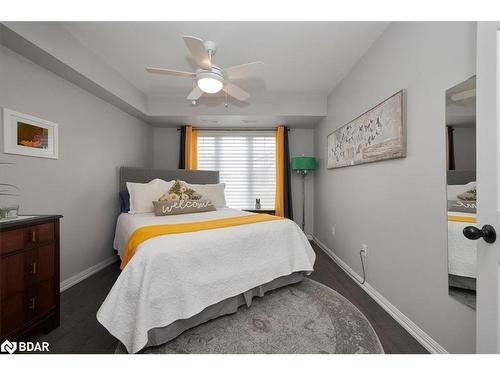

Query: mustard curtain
left=275, top=126, right=285, bottom=217
left=185, top=125, right=198, bottom=170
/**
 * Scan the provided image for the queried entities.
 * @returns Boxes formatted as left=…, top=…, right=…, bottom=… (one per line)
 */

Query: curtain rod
left=176, top=128, right=291, bottom=131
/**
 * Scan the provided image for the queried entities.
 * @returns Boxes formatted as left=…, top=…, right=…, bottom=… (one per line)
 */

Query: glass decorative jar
left=0, top=204, right=19, bottom=219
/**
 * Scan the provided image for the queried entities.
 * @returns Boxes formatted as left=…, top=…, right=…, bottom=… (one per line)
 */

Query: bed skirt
left=141, top=272, right=307, bottom=352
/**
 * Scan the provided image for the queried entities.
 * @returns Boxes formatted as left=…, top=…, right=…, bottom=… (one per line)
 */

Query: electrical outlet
left=361, top=244, right=368, bottom=256
left=331, top=226, right=336, bottom=237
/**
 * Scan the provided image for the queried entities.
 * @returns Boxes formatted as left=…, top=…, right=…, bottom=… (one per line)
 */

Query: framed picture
left=3, top=108, right=59, bottom=159
left=327, top=90, right=406, bottom=169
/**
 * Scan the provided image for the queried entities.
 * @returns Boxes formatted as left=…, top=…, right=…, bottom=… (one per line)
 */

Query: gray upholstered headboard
left=447, top=170, right=476, bottom=185
left=119, top=167, right=219, bottom=191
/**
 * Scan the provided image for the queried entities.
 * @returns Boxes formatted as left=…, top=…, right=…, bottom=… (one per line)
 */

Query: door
left=475, top=22, right=500, bottom=353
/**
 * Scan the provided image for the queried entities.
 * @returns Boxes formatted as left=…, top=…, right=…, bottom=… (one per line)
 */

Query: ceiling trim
left=1, top=24, right=148, bottom=121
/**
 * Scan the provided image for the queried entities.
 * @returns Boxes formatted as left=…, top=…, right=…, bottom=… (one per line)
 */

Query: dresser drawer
left=1, top=294, right=24, bottom=338
left=1, top=222, right=55, bottom=256
left=1, top=245, right=55, bottom=301
left=0, top=215, right=61, bottom=340
left=26, top=244, right=55, bottom=285
left=0, top=229, right=25, bottom=255
left=0, top=280, right=56, bottom=339
left=1, top=251, right=28, bottom=300
left=35, top=223, right=55, bottom=244
left=33, top=278, right=56, bottom=317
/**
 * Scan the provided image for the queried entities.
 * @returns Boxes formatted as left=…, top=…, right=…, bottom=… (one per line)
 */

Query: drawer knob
left=31, top=230, right=36, bottom=242
left=29, top=297, right=36, bottom=310
left=30, top=262, right=37, bottom=274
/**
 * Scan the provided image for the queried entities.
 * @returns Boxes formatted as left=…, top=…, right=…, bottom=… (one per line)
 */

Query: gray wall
left=153, top=128, right=180, bottom=170
left=313, top=22, right=476, bottom=353
left=152, top=127, right=315, bottom=234
left=0, top=46, right=153, bottom=281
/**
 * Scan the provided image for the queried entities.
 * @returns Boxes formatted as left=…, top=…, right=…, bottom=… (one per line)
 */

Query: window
left=197, top=131, right=276, bottom=209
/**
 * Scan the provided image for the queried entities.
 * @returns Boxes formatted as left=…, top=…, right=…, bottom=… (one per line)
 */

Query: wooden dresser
left=0, top=215, right=62, bottom=340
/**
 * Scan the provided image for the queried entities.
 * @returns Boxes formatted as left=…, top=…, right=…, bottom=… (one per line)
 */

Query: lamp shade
left=291, top=156, right=316, bottom=171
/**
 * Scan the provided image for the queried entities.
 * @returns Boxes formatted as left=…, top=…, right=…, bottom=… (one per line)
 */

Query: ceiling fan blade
left=183, top=36, right=211, bottom=69
left=146, top=67, right=195, bottom=78
left=223, top=82, right=250, bottom=102
left=225, top=61, right=264, bottom=80
left=187, top=86, right=204, bottom=101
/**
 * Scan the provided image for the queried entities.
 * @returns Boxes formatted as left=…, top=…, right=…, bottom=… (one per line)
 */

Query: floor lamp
left=291, top=156, right=316, bottom=231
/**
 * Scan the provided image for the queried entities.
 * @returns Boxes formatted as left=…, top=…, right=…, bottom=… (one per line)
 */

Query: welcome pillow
left=447, top=199, right=476, bottom=213
left=153, top=199, right=216, bottom=216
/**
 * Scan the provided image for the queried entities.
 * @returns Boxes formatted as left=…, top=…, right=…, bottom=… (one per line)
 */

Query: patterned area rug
left=116, top=278, right=384, bottom=354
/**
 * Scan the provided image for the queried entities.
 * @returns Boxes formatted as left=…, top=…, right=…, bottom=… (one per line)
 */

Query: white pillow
left=127, top=179, right=174, bottom=214
left=447, top=181, right=476, bottom=200
left=185, top=182, right=227, bottom=208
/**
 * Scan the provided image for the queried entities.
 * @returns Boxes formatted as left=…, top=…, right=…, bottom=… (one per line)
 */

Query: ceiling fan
left=146, top=36, right=264, bottom=102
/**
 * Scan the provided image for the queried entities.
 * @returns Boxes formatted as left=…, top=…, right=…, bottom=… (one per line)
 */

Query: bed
left=97, top=167, right=316, bottom=353
left=447, top=170, right=477, bottom=291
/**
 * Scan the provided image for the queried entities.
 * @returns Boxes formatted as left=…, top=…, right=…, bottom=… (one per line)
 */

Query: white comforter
left=98, top=208, right=315, bottom=353
left=448, top=211, right=477, bottom=278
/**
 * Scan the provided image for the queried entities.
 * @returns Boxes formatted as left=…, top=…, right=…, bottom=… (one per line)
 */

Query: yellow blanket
left=120, top=213, right=284, bottom=269
left=448, top=215, right=477, bottom=224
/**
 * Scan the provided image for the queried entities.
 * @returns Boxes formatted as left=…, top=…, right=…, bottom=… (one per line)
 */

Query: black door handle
left=463, top=225, right=497, bottom=244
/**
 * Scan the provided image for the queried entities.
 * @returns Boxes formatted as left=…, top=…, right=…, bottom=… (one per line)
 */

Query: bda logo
left=1, top=339, right=17, bottom=354
left=0, top=339, right=49, bottom=353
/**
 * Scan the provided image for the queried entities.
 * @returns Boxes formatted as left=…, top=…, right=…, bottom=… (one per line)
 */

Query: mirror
left=446, top=76, right=476, bottom=309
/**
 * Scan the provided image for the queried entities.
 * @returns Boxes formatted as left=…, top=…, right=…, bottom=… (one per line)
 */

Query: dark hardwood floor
left=34, top=242, right=427, bottom=354
left=308, top=243, right=427, bottom=354
left=34, top=261, right=121, bottom=354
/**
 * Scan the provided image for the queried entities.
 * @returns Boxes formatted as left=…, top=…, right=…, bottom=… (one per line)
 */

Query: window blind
left=197, top=131, right=276, bottom=209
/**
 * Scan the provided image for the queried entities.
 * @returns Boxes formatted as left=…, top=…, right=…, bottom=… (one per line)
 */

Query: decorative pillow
left=447, top=199, right=476, bottom=214
left=457, top=188, right=477, bottom=201
left=153, top=199, right=216, bottom=216
left=185, top=182, right=227, bottom=208
left=119, top=191, right=130, bottom=213
left=447, top=181, right=476, bottom=200
left=126, top=179, right=174, bottom=214
left=159, top=180, right=202, bottom=202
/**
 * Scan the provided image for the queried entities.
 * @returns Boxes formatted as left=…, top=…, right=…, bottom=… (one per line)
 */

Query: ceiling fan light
left=197, top=77, right=223, bottom=94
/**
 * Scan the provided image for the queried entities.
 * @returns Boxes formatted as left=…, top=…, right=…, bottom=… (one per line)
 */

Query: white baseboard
left=60, top=255, right=118, bottom=292
left=312, top=235, right=448, bottom=354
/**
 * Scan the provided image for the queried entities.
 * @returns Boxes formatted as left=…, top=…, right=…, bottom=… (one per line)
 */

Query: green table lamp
left=291, top=156, right=316, bottom=231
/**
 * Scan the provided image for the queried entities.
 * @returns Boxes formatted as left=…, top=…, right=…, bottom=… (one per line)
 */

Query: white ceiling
left=62, top=22, right=389, bottom=97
